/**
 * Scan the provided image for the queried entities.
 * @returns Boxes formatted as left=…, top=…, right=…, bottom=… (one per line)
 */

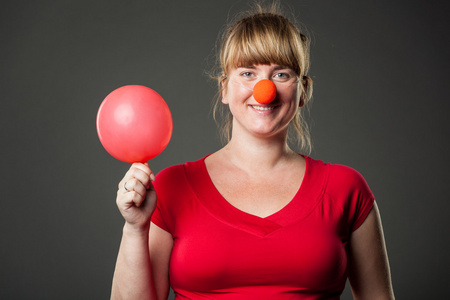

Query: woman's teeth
left=251, top=105, right=274, bottom=111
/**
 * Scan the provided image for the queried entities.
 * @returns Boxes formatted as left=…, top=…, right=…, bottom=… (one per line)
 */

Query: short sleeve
left=151, top=199, right=170, bottom=232
left=151, top=164, right=188, bottom=234
left=328, top=164, right=375, bottom=232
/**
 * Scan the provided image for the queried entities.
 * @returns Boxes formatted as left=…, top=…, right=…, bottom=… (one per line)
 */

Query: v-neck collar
left=184, top=155, right=329, bottom=237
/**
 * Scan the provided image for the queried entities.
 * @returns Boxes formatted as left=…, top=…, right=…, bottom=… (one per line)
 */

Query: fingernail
left=150, top=173, right=155, bottom=181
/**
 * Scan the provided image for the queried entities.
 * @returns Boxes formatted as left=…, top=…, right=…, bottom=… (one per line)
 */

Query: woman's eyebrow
left=237, top=65, right=256, bottom=69
left=236, top=65, right=292, bottom=70
left=273, top=65, right=291, bottom=70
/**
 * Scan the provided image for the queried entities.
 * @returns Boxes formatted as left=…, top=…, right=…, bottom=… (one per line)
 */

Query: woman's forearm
left=111, top=223, right=157, bottom=300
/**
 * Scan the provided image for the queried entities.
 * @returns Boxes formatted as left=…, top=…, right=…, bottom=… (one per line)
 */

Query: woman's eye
left=241, top=72, right=253, bottom=77
left=273, top=73, right=290, bottom=81
left=275, top=73, right=288, bottom=78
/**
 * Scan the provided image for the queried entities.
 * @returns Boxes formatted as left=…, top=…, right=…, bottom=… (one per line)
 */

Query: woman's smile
left=249, top=104, right=278, bottom=113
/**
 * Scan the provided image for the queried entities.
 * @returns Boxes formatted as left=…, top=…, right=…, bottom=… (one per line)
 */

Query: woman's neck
left=220, top=131, right=297, bottom=173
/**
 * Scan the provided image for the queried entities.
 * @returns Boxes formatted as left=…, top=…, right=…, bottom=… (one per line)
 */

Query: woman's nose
left=253, top=79, right=277, bottom=104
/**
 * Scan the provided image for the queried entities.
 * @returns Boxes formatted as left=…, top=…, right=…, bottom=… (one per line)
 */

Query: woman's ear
left=221, top=78, right=229, bottom=104
left=299, top=93, right=305, bottom=107
left=299, top=76, right=309, bottom=107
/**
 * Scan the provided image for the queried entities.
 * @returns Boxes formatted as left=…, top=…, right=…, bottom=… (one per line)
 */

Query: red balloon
left=96, top=85, right=173, bottom=163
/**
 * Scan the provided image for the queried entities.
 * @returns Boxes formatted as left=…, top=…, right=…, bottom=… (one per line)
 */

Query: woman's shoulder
left=305, top=156, right=372, bottom=195
left=330, top=163, right=370, bottom=191
left=154, top=163, right=185, bottom=183
left=154, top=155, right=209, bottom=184
left=306, top=156, right=367, bottom=182
left=308, top=157, right=375, bottom=228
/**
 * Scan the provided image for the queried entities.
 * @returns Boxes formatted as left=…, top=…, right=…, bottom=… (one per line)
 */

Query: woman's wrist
left=122, top=221, right=150, bottom=238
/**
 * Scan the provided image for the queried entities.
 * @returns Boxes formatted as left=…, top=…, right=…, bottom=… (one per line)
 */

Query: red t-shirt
left=151, top=156, right=374, bottom=299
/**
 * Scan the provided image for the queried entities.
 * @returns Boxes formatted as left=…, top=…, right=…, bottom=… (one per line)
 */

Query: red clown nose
left=253, top=79, right=277, bottom=104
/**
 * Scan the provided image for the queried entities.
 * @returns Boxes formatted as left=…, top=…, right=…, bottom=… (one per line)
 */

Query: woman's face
left=223, top=63, right=300, bottom=139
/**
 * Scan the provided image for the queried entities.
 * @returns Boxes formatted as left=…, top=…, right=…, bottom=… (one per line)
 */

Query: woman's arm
left=111, top=223, right=156, bottom=300
left=111, top=222, right=173, bottom=300
left=149, top=222, right=173, bottom=299
left=110, top=163, right=173, bottom=300
left=348, top=201, right=395, bottom=300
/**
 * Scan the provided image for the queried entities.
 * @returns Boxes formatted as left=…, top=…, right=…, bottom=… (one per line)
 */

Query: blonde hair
left=212, top=2, right=313, bottom=154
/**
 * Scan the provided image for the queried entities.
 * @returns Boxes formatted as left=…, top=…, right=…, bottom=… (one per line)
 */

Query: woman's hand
left=116, top=162, right=157, bottom=231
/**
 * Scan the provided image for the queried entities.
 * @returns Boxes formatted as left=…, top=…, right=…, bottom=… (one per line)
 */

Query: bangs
left=214, top=7, right=313, bottom=153
left=222, top=13, right=304, bottom=75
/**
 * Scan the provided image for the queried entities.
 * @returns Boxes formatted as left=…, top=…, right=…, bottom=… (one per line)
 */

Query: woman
left=111, top=3, right=394, bottom=300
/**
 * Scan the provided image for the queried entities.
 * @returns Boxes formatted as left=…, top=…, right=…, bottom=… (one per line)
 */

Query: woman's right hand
left=116, top=162, right=157, bottom=231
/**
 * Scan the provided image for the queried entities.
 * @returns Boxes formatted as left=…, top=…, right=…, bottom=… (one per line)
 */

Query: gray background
left=1, top=0, right=449, bottom=299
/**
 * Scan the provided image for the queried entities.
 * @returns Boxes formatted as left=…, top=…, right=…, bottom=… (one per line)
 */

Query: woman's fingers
left=121, top=190, right=146, bottom=208
left=120, top=163, right=155, bottom=192
left=135, top=162, right=156, bottom=183
left=115, top=162, right=158, bottom=227
left=122, top=178, right=148, bottom=198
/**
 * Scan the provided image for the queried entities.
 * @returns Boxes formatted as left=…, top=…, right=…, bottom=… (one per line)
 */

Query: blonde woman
left=111, top=3, right=394, bottom=300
